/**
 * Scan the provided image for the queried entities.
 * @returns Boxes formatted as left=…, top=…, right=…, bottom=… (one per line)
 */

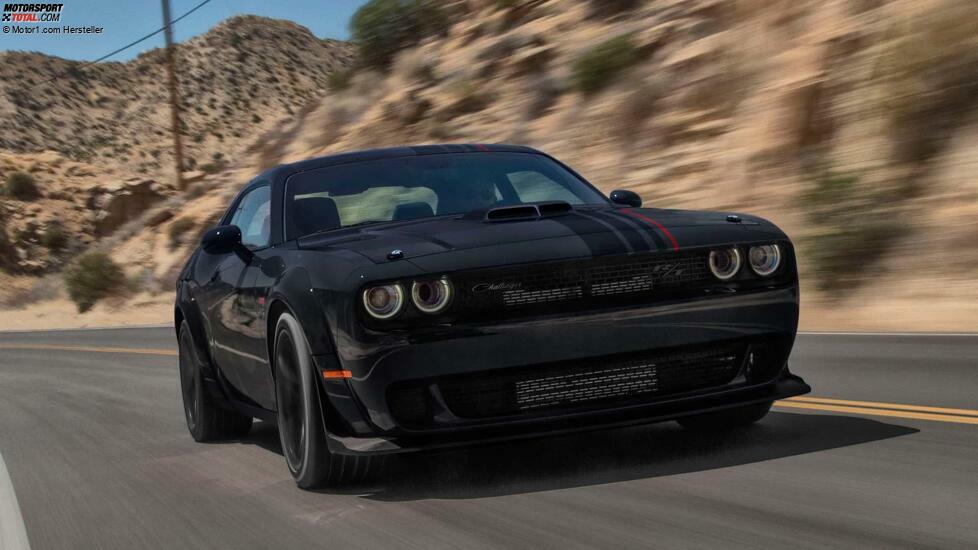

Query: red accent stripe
left=475, top=143, right=490, bottom=152
left=620, top=209, right=680, bottom=251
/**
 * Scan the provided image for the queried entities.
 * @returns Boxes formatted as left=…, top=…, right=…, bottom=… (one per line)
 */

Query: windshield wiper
left=301, top=220, right=389, bottom=239
left=345, top=220, right=389, bottom=228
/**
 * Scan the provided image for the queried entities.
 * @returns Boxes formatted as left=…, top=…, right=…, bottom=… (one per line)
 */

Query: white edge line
left=798, top=331, right=978, bottom=337
left=0, top=324, right=170, bottom=334
left=0, top=451, right=30, bottom=550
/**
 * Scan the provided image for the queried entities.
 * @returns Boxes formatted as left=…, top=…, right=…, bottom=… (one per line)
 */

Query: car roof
left=256, top=143, right=545, bottom=182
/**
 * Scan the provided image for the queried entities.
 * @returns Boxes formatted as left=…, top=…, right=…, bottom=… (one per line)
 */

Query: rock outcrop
left=87, top=179, right=169, bottom=237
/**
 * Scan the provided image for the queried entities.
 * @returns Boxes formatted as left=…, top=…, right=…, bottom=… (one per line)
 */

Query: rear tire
left=178, top=321, right=253, bottom=441
left=273, top=313, right=383, bottom=489
left=676, top=401, right=773, bottom=431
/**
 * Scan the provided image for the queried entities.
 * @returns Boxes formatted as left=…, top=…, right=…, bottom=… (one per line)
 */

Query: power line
left=18, top=1, right=347, bottom=164
left=32, top=0, right=214, bottom=88
left=19, top=0, right=216, bottom=147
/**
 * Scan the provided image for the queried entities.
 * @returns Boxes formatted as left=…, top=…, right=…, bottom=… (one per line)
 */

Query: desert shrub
left=436, top=80, right=493, bottom=121
left=201, top=151, right=228, bottom=174
left=881, top=2, right=978, bottom=164
left=65, top=64, right=88, bottom=82
left=64, top=252, right=125, bottom=313
left=41, top=223, right=68, bottom=250
left=327, top=68, right=354, bottom=92
left=801, top=170, right=905, bottom=293
left=168, top=218, right=196, bottom=250
left=350, top=0, right=446, bottom=69
left=200, top=161, right=226, bottom=174
left=572, top=35, right=640, bottom=95
left=588, top=0, right=640, bottom=17
left=5, top=172, right=41, bottom=200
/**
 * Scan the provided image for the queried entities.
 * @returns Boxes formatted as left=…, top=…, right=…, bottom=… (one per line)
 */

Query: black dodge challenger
left=175, top=144, right=810, bottom=488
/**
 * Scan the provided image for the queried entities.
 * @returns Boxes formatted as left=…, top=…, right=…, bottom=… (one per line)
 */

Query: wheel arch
left=174, top=284, right=212, bottom=368
left=265, top=297, right=354, bottom=435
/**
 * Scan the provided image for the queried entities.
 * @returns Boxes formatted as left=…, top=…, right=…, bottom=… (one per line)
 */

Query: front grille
left=388, top=342, right=746, bottom=426
left=453, top=251, right=710, bottom=316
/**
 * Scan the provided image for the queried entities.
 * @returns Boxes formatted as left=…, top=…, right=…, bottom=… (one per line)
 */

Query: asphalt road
left=0, top=328, right=975, bottom=549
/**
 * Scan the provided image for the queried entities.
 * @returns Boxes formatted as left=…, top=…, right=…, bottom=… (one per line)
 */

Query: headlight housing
left=749, top=244, right=781, bottom=276
left=411, top=277, right=453, bottom=314
left=362, top=284, right=404, bottom=319
left=709, top=248, right=742, bottom=281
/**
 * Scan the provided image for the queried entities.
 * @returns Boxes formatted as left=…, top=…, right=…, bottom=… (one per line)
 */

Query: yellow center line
left=0, top=343, right=177, bottom=356
left=784, top=396, right=978, bottom=418
left=774, top=401, right=978, bottom=425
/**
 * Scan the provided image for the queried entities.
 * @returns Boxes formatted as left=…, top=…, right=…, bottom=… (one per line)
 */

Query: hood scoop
left=467, top=201, right=574, bottom=222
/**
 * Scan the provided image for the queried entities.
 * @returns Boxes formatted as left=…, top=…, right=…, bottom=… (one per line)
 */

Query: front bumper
left=318, top=286, right=804, bottom=451
left=325, top=368, right=810, bottom=456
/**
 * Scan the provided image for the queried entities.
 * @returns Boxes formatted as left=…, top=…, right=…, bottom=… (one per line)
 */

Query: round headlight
left=362, top=284, right=404, bottom=319
left=709, top=248, right=742, bottom=281
left=749, top=244, right=781, bottom=276
left=411, top=277, right=453, bottom=314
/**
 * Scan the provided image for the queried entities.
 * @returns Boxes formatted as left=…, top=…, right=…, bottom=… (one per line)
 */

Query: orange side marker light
left=322, top=370, right=353, bottom=379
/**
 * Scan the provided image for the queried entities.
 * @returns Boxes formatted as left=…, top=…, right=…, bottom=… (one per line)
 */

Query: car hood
left=297, top=206, right=787, bottom=271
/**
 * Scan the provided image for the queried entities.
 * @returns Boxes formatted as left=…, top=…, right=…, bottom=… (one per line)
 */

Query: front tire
left=273, top=313, right=383, bottom=489
left=178, top=321, right=253, bottom=441
left=676, top=401, right=773, bottom=431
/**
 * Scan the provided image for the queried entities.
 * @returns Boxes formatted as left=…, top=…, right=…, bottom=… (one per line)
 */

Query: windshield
left=284, top=152, right=608, bottom=238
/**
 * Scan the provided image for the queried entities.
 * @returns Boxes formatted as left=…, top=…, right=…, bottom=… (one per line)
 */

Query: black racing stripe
left=599, top=209, right=667, bottom=250
left=573, top=212, right=636, bottom=254
left=549, top=213, right=632, bottom=256
left=586, top=210, right=657, bottom=252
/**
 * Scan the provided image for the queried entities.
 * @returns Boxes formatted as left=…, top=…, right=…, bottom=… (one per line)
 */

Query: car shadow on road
left=365, top=412, right=916, bottom=501
left=239, top=412, right=917, bottom=501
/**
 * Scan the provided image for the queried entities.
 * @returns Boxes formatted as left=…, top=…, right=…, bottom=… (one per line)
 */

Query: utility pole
left=161, top=0, right=186, bottom=191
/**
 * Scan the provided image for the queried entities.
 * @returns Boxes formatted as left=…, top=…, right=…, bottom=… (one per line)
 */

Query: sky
left=0, top=0, right=367, bottom=61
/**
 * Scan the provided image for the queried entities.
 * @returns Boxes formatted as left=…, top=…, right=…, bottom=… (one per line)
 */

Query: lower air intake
left=386, top=342, right=747, bottom=426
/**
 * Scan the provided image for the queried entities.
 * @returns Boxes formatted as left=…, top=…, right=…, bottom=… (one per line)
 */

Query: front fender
left=267, top=266, right=335, bottom=356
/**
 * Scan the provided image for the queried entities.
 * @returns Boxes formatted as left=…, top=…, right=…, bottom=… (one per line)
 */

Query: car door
left=201, top=185, right=275, bottom=408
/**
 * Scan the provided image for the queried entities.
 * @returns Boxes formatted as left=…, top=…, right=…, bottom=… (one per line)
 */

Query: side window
left=229, top=186, right=271, bottom=249
left=506, top=171, right=583, bottom=204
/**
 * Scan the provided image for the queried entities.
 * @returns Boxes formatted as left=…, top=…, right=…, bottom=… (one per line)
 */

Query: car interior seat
left=293, top=197, right=341, bottom=236
left=393, top=202, right=435, bottom=221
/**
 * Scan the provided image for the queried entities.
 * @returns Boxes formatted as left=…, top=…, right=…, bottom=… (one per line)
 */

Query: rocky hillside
left=0, top=16, right=353, bottom=171
left=2, top=1, right=977, bottom=330
left=0, top=15, right=352, bottom=276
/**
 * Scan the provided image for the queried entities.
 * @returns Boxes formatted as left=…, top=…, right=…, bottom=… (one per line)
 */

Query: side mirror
left=610, top=189, right=642, bottom=208
left=201, top=225, right=242, bottom=254
left=201, top=225, right=254, bottom=263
